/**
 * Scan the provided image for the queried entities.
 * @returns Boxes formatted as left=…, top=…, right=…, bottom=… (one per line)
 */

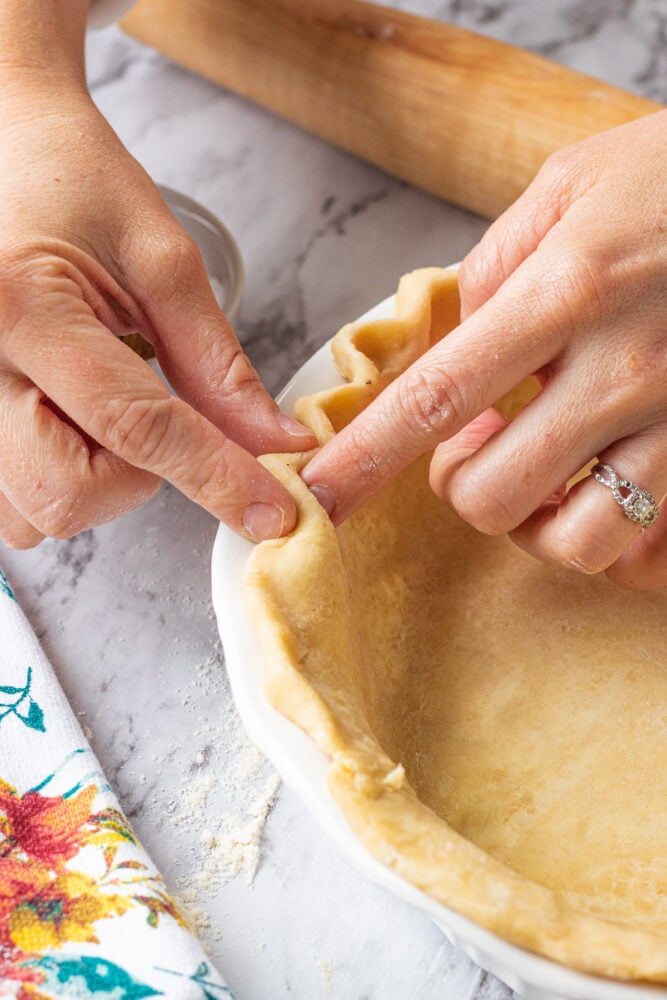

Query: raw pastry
left=243, top=267, right=667, bottom=981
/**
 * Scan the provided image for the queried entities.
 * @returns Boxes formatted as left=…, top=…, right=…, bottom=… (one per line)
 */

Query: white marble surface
left=1, top=2, right=664, bottom=998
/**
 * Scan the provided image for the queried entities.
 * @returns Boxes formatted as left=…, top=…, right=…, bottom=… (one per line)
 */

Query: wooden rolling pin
left=122, top=0, right=661, bottom=219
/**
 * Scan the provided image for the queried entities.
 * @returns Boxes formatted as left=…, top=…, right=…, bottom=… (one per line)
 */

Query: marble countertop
left=2, top=2, right=664, bottom=997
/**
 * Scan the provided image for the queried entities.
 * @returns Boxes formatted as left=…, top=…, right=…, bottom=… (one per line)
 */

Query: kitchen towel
left=0, top=565, right=233, bottom=1000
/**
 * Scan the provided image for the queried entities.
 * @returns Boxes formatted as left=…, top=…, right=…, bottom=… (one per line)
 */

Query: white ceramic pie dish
left=211, top=271, right=667, bottom=1000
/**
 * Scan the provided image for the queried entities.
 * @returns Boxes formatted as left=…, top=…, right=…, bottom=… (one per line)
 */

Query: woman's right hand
left=0, top=51, right=315, bottom=549
left=302, top=111, right=667, bottom=589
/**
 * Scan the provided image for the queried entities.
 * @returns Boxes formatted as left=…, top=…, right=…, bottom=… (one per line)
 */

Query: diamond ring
left=592, top=463, right=660, bottom=529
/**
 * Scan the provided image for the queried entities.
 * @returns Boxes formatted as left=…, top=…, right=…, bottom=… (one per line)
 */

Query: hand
left=302, top=111, right=667, bottom=590
left=0, top=85, right=316, bottom=549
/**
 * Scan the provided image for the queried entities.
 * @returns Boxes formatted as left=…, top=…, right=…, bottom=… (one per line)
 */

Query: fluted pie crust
left=243, top=268, right=667, bottom=981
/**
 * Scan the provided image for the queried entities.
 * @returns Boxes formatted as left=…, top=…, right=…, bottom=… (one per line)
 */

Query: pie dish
left=213, top=266, right=667, bottom=997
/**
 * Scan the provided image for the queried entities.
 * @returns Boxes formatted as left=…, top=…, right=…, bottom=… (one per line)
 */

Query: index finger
left=2, top=284, right=299, bottom=541
left=301, top=257, right=572, bottom=524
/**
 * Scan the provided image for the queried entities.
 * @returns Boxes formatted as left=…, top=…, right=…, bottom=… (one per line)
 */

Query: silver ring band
left=592, top=463, right=660, bottom=529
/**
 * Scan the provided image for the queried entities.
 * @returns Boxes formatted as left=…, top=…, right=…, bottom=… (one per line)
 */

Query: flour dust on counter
left=146, top=654, right=282, bottom=950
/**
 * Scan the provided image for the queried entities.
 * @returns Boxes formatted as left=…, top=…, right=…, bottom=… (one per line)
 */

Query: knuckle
left=449, top=472, right=515, bottom=535
left=396, top=364, right=467, bottom=440
left=29, top=495, right=83, bottom=540
left=341, top=423, right=388, bottom=486
left=202, top=343, right=260, bottom=401
left=523, top=251, right=607, bottom=339
left=602, top=355, right=664, bottom=420
left=458, top=247, right=487, bottom=303
left=145, top=229, right=206, bottom=296
left=537, top=145, right=596, bottom=217
left=550, top=520, right=615, bottom=575
left=541, top=146, right=572, bottom=184
left=458, top=236, right=510, bottom=317
left=96, top=396, right=177, bottom=469
left=559, top=254, right=608, bottom=324
left=540, top=145, right=585, bottom=197
left=184, top=446, right=231, bottom=508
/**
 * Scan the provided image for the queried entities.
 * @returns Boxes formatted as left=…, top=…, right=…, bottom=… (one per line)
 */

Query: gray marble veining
left=1, top=2, right=663, bottom=997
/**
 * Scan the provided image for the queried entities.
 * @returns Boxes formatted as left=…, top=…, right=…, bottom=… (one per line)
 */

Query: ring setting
left=592, top=463, right=660, bottom=530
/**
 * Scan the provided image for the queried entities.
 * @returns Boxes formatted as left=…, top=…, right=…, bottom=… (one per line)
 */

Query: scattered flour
left=122, top=641, right=281, bottom=952
left=313, top=955, right=335, bottom=995
left=172, top=892, right=216, bottom=941
left=203, top=772, right=281, bottom=884
left=169, top=690, right=282, bottom=900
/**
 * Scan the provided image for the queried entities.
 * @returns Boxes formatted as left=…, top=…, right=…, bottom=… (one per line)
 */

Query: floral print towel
left=0, top=567, right=233, bottom=1000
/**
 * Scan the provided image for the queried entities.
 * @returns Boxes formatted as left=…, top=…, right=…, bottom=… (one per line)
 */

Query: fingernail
left=308, top=484, right=335, bottom=517
left=242, top=502, right=286, bottom=542
left=276, top=412, right=312, bottom=438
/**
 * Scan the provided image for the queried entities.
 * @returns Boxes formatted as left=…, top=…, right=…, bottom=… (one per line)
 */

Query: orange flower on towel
left=0, top=783, right=97, bottom=868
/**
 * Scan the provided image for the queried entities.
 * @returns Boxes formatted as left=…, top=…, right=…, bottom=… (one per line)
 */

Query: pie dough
left=243, top=267, right=667, bottom=981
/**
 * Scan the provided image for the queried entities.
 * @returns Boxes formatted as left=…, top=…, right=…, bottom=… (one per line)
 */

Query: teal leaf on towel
left=0, top=667, right=46, bottom=733
left=0, top=568, right=15, bottom=600
left=23, top=955, right=162, bottom=998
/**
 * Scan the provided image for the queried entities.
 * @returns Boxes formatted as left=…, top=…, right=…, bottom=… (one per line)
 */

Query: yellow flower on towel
left=8, top=871, right=130, bottom=953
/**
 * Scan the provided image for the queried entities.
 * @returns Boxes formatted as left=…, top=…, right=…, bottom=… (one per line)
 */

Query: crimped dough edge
left=243, top=267, right=667, bottom=982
